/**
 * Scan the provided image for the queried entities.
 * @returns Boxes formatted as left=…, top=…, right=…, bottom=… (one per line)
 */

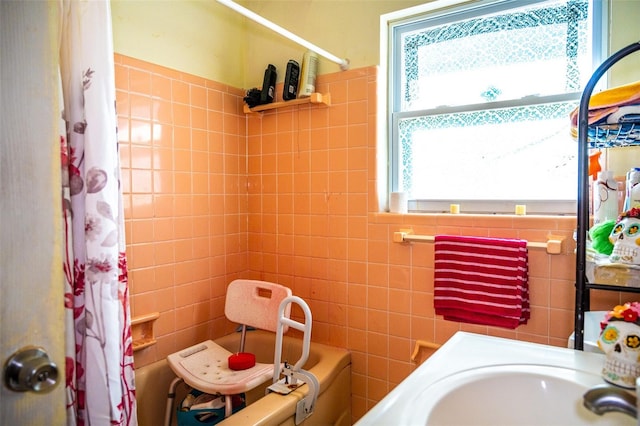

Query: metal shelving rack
left=574, top=41, right=640, bottom=351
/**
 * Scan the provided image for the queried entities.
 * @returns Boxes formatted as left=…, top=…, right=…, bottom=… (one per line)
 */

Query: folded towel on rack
left=433, top=235, right=529, bottom=329
left=570, top=80, right=640, bottom=137
left=606, top=104, right=640, bottom=124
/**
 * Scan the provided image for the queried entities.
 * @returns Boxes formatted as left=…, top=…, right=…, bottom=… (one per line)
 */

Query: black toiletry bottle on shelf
left=260, top=64, right=277, bottom=105
left=283, top=60, right=300, bottom=101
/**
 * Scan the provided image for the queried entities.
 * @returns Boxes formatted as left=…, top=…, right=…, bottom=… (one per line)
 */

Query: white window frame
left=378, top=0, right=607, bottom=215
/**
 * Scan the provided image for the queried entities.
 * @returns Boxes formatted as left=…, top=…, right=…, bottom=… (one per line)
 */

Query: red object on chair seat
left=228, top=353, right=256, bottom=370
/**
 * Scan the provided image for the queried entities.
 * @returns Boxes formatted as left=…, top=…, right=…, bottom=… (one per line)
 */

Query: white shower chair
left=164, top=279, right=292, bottom=426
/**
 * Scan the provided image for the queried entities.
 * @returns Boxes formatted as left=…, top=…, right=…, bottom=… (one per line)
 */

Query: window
left=385, top=0, right=605, bottom=214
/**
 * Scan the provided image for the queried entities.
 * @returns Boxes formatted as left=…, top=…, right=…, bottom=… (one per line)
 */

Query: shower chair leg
left=164, top=377, right=185, bottom=426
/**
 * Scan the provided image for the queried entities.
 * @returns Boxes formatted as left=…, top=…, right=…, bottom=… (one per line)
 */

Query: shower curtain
left=59, top=1, right=137, bottom=425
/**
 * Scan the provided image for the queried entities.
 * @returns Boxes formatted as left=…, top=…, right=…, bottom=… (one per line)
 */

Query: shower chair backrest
left=224, top=279, right=293, bottom=351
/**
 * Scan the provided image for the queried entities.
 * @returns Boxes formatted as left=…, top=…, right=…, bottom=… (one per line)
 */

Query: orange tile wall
left=116, top=54, right=628, bottom=423
left=115, top=53, right=249, bottom=365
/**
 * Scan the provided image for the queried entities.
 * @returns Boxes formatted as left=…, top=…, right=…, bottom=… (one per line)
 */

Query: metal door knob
left=4, top=346, right=59, bottom=393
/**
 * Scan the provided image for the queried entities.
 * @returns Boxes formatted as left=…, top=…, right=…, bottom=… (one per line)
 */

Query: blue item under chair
left=176, top=390, right=245, bottom=426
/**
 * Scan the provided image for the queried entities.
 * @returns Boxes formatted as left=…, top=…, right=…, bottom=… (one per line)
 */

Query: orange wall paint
left=116, top=54, right=627, bottom=422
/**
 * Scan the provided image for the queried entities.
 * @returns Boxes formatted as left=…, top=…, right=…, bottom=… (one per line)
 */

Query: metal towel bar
left=393, top=230, right=564, bottom=255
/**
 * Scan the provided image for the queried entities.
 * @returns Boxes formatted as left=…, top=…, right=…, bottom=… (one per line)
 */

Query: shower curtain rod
left=216, top=0, right=350, bottom=70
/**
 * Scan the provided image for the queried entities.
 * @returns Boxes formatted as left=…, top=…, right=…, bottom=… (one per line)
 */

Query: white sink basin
left=416, top=365, right=632, bottom=425
left=356, top=332, right=636, bottom=426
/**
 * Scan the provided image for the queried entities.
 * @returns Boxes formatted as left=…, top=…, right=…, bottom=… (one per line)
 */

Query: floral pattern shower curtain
left=59, top=0, right=137, bottom=424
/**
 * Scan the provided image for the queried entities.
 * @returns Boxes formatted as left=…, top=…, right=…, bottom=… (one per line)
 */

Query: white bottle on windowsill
left=593, top=170, right=619, bottom=224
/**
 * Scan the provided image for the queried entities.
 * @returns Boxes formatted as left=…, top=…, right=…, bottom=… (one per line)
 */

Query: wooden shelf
left=244, top=92, right=331, bottom=114
left=131, top=312, right=159, bottom=352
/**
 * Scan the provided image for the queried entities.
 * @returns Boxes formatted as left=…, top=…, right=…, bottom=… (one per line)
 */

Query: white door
left=1, top=1, right=66, bottom=424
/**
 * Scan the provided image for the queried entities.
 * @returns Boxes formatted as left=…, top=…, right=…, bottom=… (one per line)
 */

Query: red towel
left=433, top=235, right=529, bottom=329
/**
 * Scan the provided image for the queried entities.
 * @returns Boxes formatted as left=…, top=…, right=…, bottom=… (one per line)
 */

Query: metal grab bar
left=272, top=296, right=318, bottom=425
left=393, top=230, right=565, bottom=255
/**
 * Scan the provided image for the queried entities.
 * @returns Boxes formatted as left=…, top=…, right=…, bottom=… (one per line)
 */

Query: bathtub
left=135, top=330, right=351, bottom=426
